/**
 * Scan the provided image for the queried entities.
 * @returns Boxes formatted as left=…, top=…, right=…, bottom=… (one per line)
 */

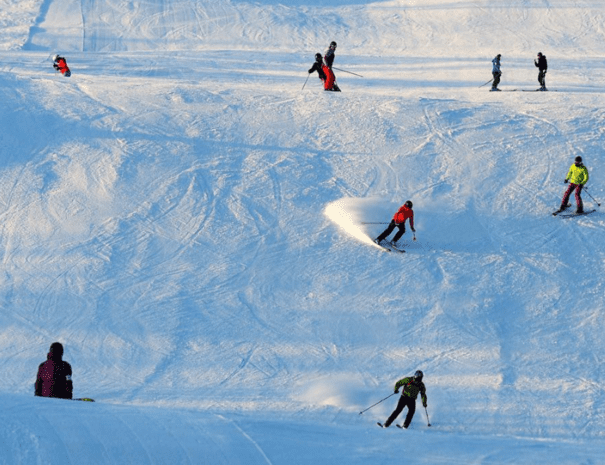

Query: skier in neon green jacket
left=558, top=156, right=589, bottom=213
left=380, top=370, right=427, bottom=429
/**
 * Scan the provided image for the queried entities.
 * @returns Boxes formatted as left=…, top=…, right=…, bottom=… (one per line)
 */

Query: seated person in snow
left=52, top=55, right=71, bottom=77
left=35, top=342, right=73, bottom=399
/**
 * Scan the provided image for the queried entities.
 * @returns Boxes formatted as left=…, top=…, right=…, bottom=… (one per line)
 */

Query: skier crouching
left=52, top=54, right=71, bottom=77
left=374, top=200, right=415, bottom=248
left=380, top=370, right=428, bottom=429
left=308, top=53, right=340, bottom=92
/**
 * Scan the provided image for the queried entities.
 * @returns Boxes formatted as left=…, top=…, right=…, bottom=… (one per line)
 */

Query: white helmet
left=52, top=54, right=58, bottom=61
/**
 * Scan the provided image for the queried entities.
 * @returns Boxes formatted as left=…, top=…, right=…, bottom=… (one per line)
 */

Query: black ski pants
left=385, top=395, right=416, bottom=428
left=538, top=70, right=547, bottom=88
left=492, top=72, right=501, bottom=88
left=376, top=220, right=406, bottom=243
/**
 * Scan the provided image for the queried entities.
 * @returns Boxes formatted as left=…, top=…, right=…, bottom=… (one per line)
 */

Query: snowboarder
left=52, top=54, right=71, bottom=77
left=374, top=200, right=415, bottom=247
left=35, top=342, right=73, bottom=399
left=491, top=54, right=502, bottom=91
left=308, top=53, right=340, bottom=92
left=324, top=41, right=337, bottom=69
left=534, top=52, right=547, bottom=91
left=557, top=156, right=589, bottom=214
left=379, top=370, right=428, bottom=429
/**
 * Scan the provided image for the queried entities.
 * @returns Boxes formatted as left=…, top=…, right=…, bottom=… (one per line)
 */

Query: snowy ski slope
left=1, top=0, right=605, bottom=463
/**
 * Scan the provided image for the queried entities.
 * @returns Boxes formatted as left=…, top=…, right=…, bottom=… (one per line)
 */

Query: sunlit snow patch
left=324, top=198, right=389, bottom=248
left=295, top=373, right=368, bottom=410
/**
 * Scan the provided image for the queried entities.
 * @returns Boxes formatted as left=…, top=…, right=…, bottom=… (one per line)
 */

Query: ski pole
left=302, top=73, right=310, bottom=90
left=479, top=78, right=494, bottom=88
left=425, top=406, right=431, bottom=426
left=359, top=392, right=396, bottom=415
left=583, top=187, right=601, bottom=207
left=332, top=66, right=364, bottom=78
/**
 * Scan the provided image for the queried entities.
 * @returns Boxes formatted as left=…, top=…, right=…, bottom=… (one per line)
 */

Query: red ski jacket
left=54, top=58, right=70, bottom=75
left=393, top=205, right=414, bottom=229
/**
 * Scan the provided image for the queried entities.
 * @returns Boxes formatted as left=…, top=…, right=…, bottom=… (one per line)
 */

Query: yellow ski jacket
left=565, top=163, right=589, bottom=185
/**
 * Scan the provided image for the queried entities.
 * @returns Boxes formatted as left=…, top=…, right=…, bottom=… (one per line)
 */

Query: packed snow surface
left=1, top=0, right=605, bottom=463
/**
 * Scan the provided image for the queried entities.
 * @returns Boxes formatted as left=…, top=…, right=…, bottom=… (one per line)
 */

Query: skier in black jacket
left=534, top=52, right=548, bottom=91
left=308, top=53, right=327, bottom=81
left=308, top=53, right=340, bottom=91
left=324, top=41, right=337, bottom=69
left=379, top=370, right=427, bottom=429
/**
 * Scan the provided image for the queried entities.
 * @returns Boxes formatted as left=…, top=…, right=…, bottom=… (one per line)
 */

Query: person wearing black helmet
left=379, top=370, right=428, bottom=429
left=324, top=41, right=337, bottom=69
left=374, top=200, right=416, bottom=248
left=557, top=156, right=589, bottom=214
left=52, top=54, right=71, bottom=77
left=308, top=52, right=340, bottom=91
left=534, top=52, right=548, bottom=91
left=35, top=342, right=73, bottom=399
left=491, top=54, right=502, bottom=91
left=308, top=53, right=327, bottom=81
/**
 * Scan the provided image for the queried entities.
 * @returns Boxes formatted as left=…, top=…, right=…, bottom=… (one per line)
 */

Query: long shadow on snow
left=22, top=0, right=55, bottom=51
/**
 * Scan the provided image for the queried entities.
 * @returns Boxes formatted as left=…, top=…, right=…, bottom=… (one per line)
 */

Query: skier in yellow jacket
left=558, top=156, right=589, bottom=213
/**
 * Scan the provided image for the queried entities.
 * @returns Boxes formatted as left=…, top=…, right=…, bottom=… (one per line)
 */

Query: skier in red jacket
left=374, top=200, right=415, bottom=247
left=52, top=55, right=71, bottom=77
left=35, top=342, right=73, bottom=399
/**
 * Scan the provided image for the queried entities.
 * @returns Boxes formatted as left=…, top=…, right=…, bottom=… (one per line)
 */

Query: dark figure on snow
left=491, top=54, right=502, bottom=91
left=374, top=200, right=415, bottom=247
left=534, top=52, right=547, bottom=91
left=308, top=53, right=340, bottom=92
left=324, top=41, right=337, bottom=69
left=558, top=156, right=589, bottom=214
left=52, top=54, right=71, bottom=77
left=35, top=342, right=73, bottom=399
left=381, top=370, right=428, bottom=429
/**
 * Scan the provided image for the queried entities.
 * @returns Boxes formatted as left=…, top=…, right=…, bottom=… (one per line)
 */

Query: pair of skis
left=373, top=239, right=405, bottom=253
left=494, top=88, right=554, bottom=92
left=376, top=422, right=407, bottom=428
left=552, top=208, right=596, bottom=217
